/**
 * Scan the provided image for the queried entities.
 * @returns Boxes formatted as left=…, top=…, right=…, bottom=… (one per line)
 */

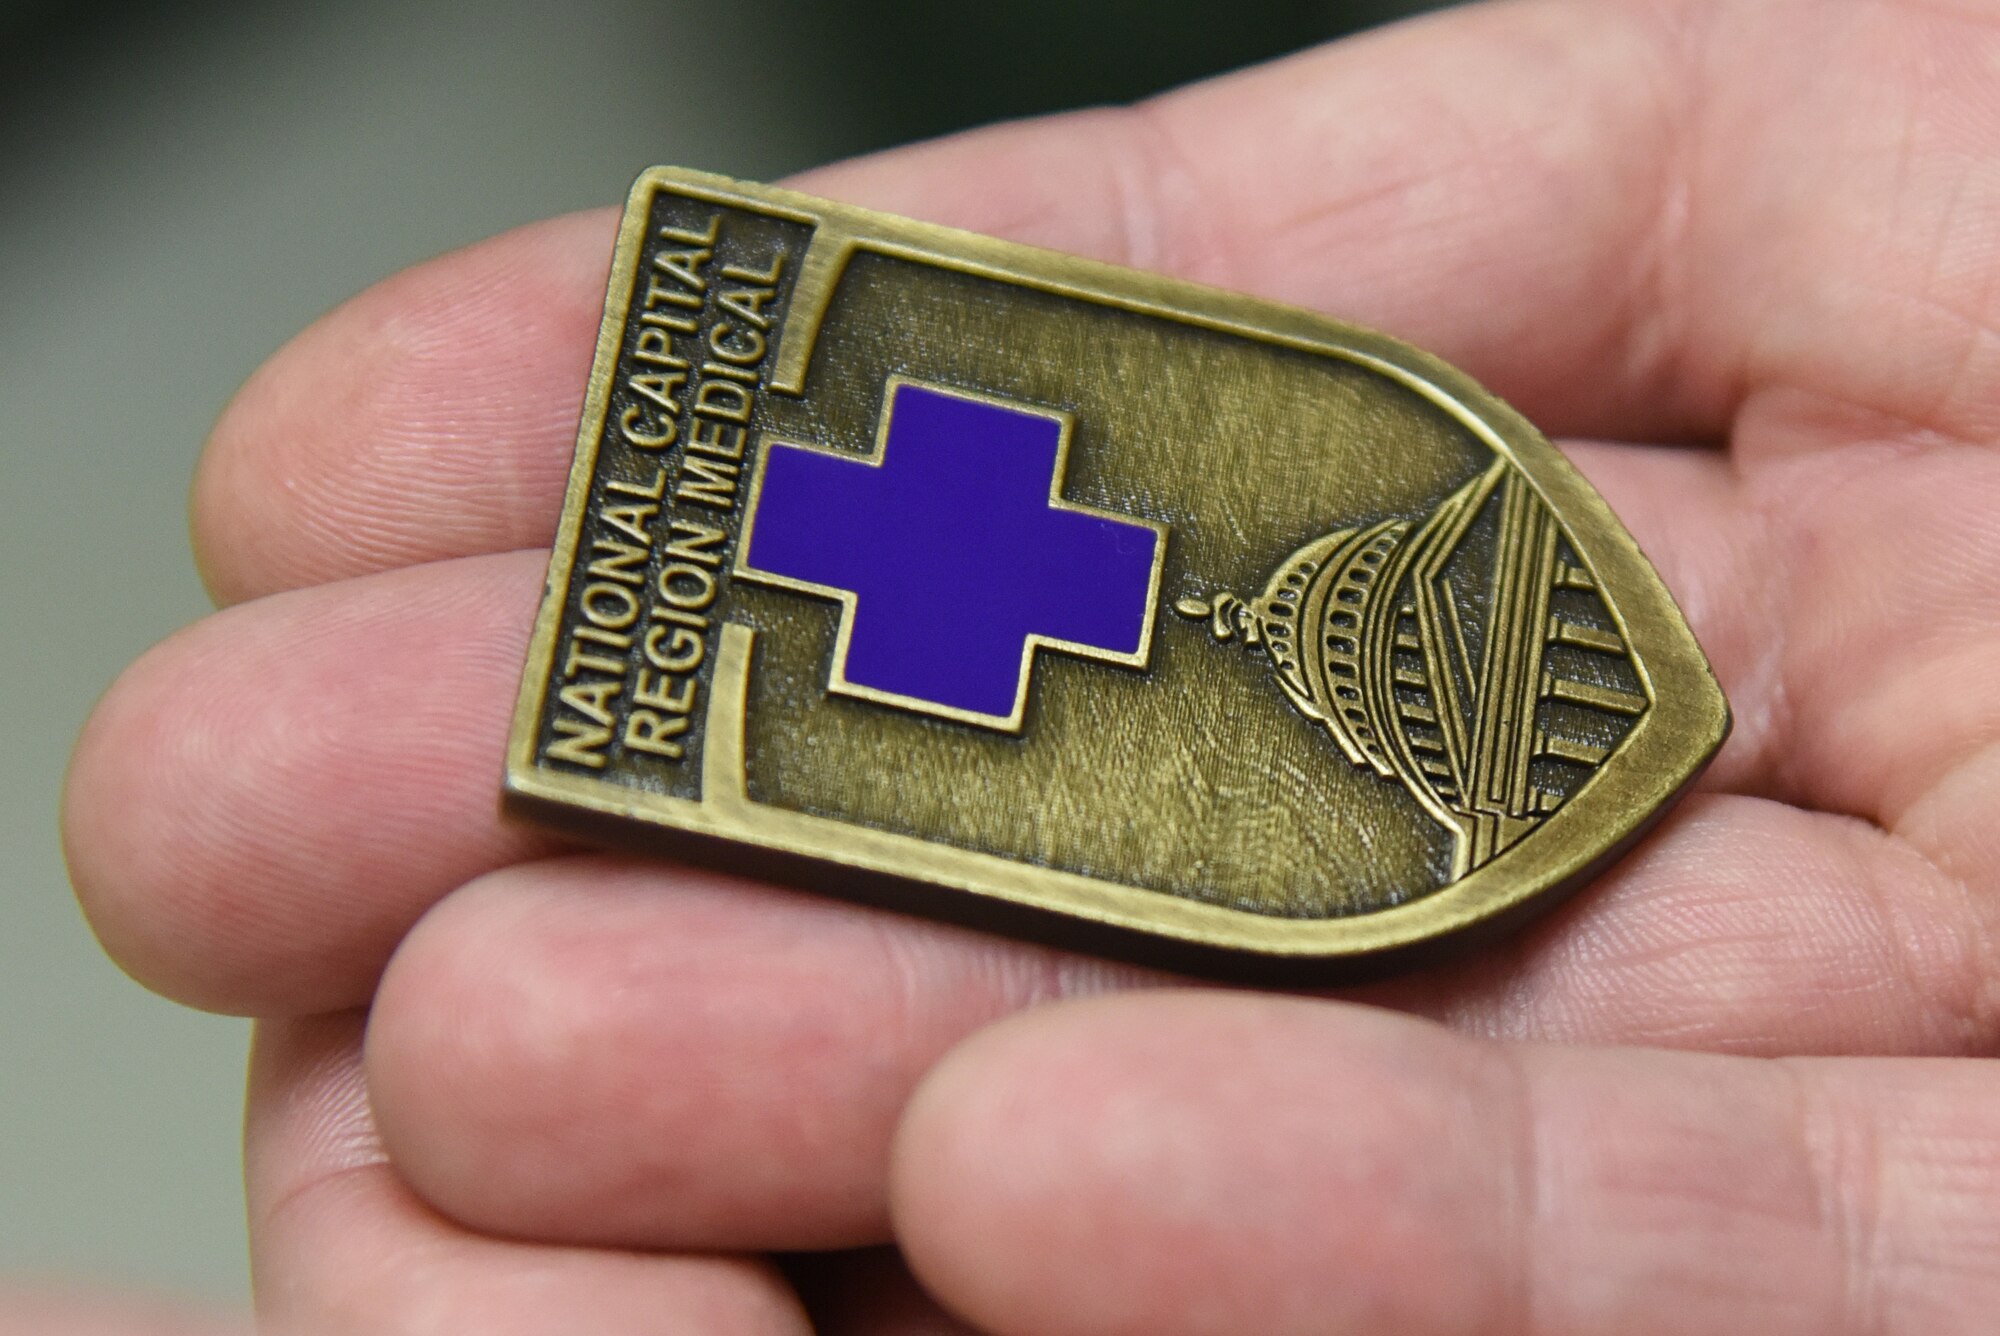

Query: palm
left=64, top=0, right=2000, bottom=1331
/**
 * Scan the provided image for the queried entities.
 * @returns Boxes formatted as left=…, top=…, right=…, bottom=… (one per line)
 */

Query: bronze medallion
left=505, top=167, right=1729, bottom=979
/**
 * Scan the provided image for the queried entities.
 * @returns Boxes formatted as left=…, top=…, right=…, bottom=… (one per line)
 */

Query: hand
left=62, top=0, right=2000, bottom=1330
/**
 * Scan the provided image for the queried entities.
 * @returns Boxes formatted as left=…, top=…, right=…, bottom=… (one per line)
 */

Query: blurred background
left=0, top=0, right=1444, bottom=1311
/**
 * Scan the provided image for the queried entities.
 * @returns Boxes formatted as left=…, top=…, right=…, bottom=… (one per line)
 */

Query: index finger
left=192, top=0, right=1697, bottom=605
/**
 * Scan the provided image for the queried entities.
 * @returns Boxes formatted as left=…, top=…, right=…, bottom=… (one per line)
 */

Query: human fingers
left=68, top=451, right=1988, bottom=1273
left=361, top=789, right=1993, bottom=1257
left=244, top=1013, right=809, bottom=1336
left=63, top=551, right=561, bottom=1016
left=66, top=435, right=1763, bottom=1019
left=893, top=991, right=2000, bottom=1336
left=193, top=0, right=1705, bottom=606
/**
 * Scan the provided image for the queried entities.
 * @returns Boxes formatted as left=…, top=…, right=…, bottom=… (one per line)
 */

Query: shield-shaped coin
left=505, top=168, right=1729, bottom=979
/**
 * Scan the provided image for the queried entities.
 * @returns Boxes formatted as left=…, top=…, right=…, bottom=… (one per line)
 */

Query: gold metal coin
left=505, top=167, right=1729, bottom=980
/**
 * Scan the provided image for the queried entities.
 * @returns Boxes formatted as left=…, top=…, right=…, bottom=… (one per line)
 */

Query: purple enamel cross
left=739, top=380, right=1162, bottom=727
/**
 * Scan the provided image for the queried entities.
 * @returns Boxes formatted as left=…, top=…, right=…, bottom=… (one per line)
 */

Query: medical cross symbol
left=736, top=378, right=1166, bottom=731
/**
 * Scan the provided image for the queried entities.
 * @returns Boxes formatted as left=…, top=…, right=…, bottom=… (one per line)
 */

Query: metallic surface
left=506, top=167, right=1729, bottom=976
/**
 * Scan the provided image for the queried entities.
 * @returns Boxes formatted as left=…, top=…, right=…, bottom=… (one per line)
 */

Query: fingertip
left=363, top=861, right=579, bottom=1231
left=365, top=856, right=965, bottom=1250
left=63, top=618, right=262, bottom=1011
left=190, top=208, right=617, bottom=605
left=63, top=554, right=560, bottom=1016
left=888, top=992, right=1233, bottom=1333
